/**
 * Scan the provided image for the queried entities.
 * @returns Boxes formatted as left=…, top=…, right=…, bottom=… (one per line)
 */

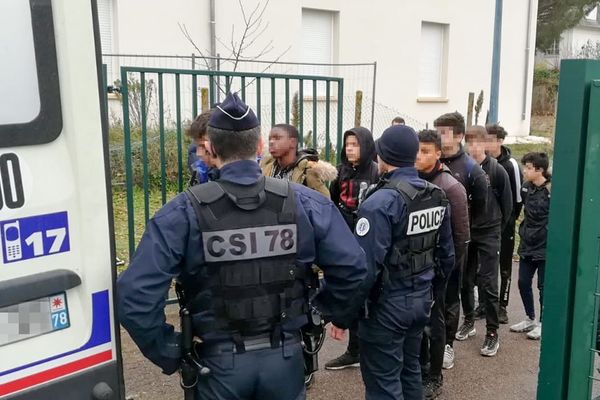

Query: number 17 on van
left=0, top=211, right=70, bottom=264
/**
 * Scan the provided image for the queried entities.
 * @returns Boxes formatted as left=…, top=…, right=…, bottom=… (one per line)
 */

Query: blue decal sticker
left=0, top=211, right=70, bottom=264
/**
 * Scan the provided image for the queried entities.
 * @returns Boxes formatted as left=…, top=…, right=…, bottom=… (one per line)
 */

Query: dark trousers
left=499, top=222, right=516, bottom=308
left=420, top=276, right=447, bottom=379
left=195, top=338, right=305, bottom=399
left=347, top=321, right=360, bottom=356
left=359, top=288, right=432, bottom=400
left=445, top=250, right=466, bottom=348
left=517, top=257, right=545, bottom=322
left=461, top=229, right=501, bottom=332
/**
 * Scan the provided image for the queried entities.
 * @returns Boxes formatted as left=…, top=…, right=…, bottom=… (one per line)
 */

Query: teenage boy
left=326, top=127, right=379, bottom=370
left=186, top=110, right=217, bottom=186
left=261, top=124, right=337, bottom=198
left=510, top=152, right=551, bottom=340
left=486, top=124, right=523, bottom=324
left=416, top=130, right=469, bottom=398
left=461, top=125, right=512, bottom=357
left=433, top=112, right=488, bottom=366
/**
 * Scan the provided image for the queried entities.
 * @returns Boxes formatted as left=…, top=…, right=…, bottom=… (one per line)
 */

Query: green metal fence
left=537, top=59, right=600, bottom=400
left=118, top=66, right=344, bottom=259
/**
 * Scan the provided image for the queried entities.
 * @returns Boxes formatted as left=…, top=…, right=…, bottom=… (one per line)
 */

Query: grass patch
left=113, top=187, right=179, bottom=272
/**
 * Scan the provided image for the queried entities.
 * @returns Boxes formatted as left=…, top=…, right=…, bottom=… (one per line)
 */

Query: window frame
left=0, top=0, right=62, bottom=148
left=417, top=21, right=450, bottom=102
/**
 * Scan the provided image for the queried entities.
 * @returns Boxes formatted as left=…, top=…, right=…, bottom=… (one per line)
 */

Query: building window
left=418, top=22, right=449, bottom=99
left=301, top=8, right=337, bottom=96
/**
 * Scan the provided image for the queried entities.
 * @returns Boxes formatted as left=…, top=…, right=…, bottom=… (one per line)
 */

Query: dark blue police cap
left=209, top=92, right=260, bottom=131
left=375, top=125, right=419, bottom=168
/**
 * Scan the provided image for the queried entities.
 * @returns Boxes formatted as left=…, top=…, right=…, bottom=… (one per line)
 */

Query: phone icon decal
left=3, top=221, right=22, bottom=261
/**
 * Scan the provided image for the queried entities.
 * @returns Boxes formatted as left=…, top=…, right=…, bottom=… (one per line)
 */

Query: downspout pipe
left=210, top=0, right=216, bottom=70
left=522, top=0, right=533, bottom=120
left=489, top=0, right=503, bottom=123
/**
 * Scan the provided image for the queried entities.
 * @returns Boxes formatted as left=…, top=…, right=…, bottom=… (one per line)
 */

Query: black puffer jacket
left=518, top=179, right=551, bottom=260
left=330, top=127, right=379, bottom=229
left=477, top=155, right=513, bottom=232
left=441, top=145, right=489, bottom=233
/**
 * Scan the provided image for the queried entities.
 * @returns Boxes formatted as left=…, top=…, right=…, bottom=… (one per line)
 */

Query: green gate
left=538, top=59, right=600, bottom=399
left=116, top=66, right=344, bottom=259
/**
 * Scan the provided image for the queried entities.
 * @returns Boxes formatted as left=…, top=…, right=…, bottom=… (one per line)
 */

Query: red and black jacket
left=330, top=127, right=379, bottom=229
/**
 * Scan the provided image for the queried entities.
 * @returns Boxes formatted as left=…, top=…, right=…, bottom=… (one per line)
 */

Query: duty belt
left=194, top=332, right=301, bottom=357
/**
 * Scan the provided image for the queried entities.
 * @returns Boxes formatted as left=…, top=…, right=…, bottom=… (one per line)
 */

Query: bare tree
left=178, top=0, right=291, bottom=77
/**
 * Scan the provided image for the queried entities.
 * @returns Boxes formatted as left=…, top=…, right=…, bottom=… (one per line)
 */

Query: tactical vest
left=383, top=179, right=448, bottom=281
left=182, top=176, right=307, bottom=339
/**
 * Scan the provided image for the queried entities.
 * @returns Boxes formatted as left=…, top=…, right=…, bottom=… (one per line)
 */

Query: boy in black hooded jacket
left=330, top=127, right=379, bottom=230
left=326, top=126, right=379, bottom=369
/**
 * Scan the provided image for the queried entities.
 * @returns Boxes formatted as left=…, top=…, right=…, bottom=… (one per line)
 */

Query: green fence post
left=256, top=78, right=262, bottom=123
left=175, top=73, right=183, bottom=193
left=120, top=68, right=135, bottom=258
left=337, top=80, right=344, bottom=164
left=312, top=80, right=317, bottom=149
left=140, top=73, right=149, bottom=223
left=158, top=73, right=166, bottom=205
left=271, top=78, right=276, bottom=127
left=567, top=77, right=600, bottom=399
left=325, top=81, right=331, bottom=161
left=285, top=79, right=290, bottom=125
left=241, top=77, right=246, bottom=102
left=192, top=73, right=198, bottom=118
left=538, top=59, right=600, bottom=400
left=299, top=80, right=304, bottom=142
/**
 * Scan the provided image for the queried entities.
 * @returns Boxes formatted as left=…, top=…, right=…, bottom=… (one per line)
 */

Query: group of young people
left=184, top=108, right=551, bottom=399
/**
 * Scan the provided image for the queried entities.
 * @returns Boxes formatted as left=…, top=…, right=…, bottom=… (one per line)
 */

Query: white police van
left=0, top=1, right=123, bottom=398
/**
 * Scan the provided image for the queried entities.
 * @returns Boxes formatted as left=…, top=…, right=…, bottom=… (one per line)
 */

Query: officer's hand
left=329, top=324, right=347, bottom=341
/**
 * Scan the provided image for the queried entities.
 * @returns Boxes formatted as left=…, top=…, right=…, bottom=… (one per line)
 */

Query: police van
left=0, top=1, right=123, bottom=398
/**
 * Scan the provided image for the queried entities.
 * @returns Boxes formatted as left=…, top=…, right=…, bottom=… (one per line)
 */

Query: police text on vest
left=406, top=206, right=446, bottom=235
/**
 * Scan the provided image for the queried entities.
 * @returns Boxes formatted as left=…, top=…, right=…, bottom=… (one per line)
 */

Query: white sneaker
left=510, top=318, right=536, bottom=333
left=527, top=324, right=542, bottom=340
left=443, top=344, right=455, bottom=369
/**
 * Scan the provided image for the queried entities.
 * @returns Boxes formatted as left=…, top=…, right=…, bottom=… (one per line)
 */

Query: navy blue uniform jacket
left=117, top=160, right=368, bottom=374
left=355, top=168, right=455, bottom=332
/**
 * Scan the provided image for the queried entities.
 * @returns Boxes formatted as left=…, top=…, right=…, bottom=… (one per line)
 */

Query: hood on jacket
left=296, top=148, right=338, bottom=182
left=497, top=144, right=512, bottom=164
left=340, top=127, right=376, bottom=172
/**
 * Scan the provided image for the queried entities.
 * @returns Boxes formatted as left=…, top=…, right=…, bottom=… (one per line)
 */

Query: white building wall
left=107, top=0, right=536, bottom=137
left=562, top=25, right=600, bottom=56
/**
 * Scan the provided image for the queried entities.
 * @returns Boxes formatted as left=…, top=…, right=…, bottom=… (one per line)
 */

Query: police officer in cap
left=117, top=92, right=368, bottom=400
left=331, top=125, right=455, bottom=399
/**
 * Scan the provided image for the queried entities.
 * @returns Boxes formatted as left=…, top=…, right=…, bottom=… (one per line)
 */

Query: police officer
left=117, top=92, right=368, bottom=400
left=331, top=125, right=455, bottom=400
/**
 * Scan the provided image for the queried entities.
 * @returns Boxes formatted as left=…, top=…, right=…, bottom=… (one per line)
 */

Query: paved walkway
left=122, top=263, right=541, bottom=399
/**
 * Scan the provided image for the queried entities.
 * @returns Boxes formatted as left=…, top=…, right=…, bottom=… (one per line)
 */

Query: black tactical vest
left=383, top=179, right=448, bottom=281
left=182, top=177, right=307, bottom=338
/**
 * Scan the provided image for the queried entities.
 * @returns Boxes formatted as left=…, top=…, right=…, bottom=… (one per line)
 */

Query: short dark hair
left=465, top=125, right=488, bottom=141
left=392, top=116, right=405, bottom=125
left=186, top=109, right=213, bottom=140
left=272, top=123, right=299, bottom=141
left=418, top=129, right=441, bottom=151
left=208, top=125, right=261, bottom=162
left=521, top=152, right=549, bottom=174
left=433, top=112, right=465, bottom=136
left=486, top=123, right=507, bottom=140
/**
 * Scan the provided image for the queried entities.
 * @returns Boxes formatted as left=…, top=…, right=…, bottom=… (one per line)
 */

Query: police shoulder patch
left=355, top=217, right=370, bottom=236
